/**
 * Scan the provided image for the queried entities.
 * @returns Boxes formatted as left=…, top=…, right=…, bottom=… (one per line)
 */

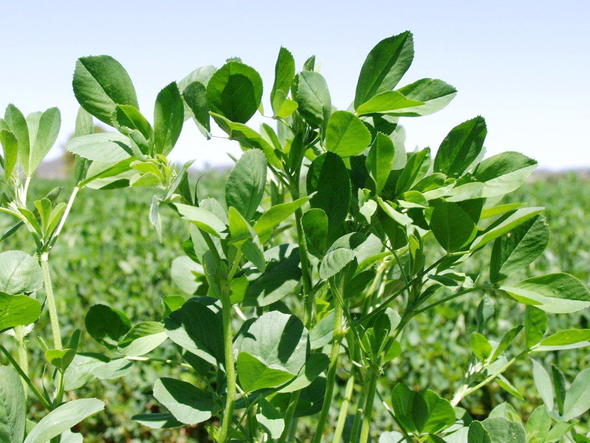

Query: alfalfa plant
left=1, top=30, right=588, bottom=442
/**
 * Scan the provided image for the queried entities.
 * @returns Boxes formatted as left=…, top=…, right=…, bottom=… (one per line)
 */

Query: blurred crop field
left=2, top=170, right=589, bottom=442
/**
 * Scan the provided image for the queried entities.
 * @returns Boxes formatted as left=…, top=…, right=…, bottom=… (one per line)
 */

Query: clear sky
left=1, top=0, right=588, bottom=170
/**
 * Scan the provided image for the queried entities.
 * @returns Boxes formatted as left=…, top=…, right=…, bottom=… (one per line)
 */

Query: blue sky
left=1, top=0, right=588, bottom=169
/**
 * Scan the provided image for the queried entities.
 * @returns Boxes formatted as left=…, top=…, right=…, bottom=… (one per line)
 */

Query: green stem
left=350, top=380, right=369, bottom=442
left=218, top=292, right=236, bottom=443
left=451, top=351, right=526, bottom=406
left=333, top=375, right=355, bottom=443
left=50, top=186, right=79, bottom=244
left=0, top=344, right=51, bottom=409
left=290, top=180, right=314, bottom=328
left=279, top=391, right=301, bottom=443
left=359, top=366, right=379, bottom=443
left=13, top=326, right=29, bottom=394
left=312, top=284, right=344, bottom=443
left=40, top=253, right=62, bottom=350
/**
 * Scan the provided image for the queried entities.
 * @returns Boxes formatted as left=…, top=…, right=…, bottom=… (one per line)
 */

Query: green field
left=3, top=171, right=588, bottom=441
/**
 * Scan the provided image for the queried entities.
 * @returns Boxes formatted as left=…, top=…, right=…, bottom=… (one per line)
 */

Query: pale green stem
left=13, top=326, right=29, bottom=394
left=40, top=253, right=62, bottom=350
left=451, top=351, right=525, bottom=406
left=312, top=290, right=344, bottom=443
left=218, top=292, right=237, bottom=443
left=359, top=366, right=379, bottom=443
left=333, top=375, right=355, bottom=443
left=51, top=186, right=79, bottom=242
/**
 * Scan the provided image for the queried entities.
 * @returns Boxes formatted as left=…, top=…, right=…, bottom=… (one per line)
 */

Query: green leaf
left=481, top=417, right=526, bottom=443
left=4, top=105, right=30, bottom=173
left=325, top=111, right=371, bottom=157
left=531, top=359, right=554, bottom=411
left=243, top=244, right=300, bottom=307
left=490, top=215, right=548, bottom=283
left=390, top=384, right=455, bottom=434
left=501, top=273, right=590, bottom=314
left=525, top=406, right=551, bottom=442
left=175, top=204, right=227, bottom=237
left=114, top=105, right=152, bottom=140
left=319, top=248, right=355, bottom=280
left=534, top=329, right=590, bottom=351
left=74, top=107, right=94, bottom=137
left=45, top=348, right=76, bottom=371
left=153, top=82, right=184, bottom=154
left=0, top=130, right=18, bottom=179
left=164, top=297, right=224, bottom=365
left=474, top=152, right=537, bottom=198
left=490, top=326, right=522, bottom=361
left=66, top=132, right=132, bottom=162
left=563, top=368, right=590, bottom=420
left=356, top=91, right=423, bottom=116
left=434, top=116, right=487, bottom=178
left=24, top=399, right=104, bottom=443
left=471, top=207, right=544, bottom=251
left=0, top=250, right=43, bottom=294
left=207, top=61, right=262, bottom=123
left=132, top=413, right=182, bottom=429
left=302, top=208, right=329, bottom=257
left=430, top=200, right=476, bottom=252
left=354, top=31, right=414, bottom=108
left=85, top=304, right=131, bottom=348
left=183, top=81, right=210, bottom=137
left=253, top=197, right=309, bottom=238
left=73, top=55, right=138, bottom=125
left=292, top=71, right=331, bottom=128
left=153, top=377, right=212, bottom=425
left=211, top=113, right=281, bottom=168
left=257, top=399, right=285, bottom=439
left=524, top=306, right=547, bottom=348
left=28, top=107, right=61, bottom=173
left=308, top=153, right=351, bottom=233
left=367, top=133, right=395, bottom=194
left=170, top=256, right=203, bottom=295
left=395, top=78, right=457, bottom=116
left=237, top=311, right=308, bottom=392
left=271, top=47, right=296, bottom=117
left=226, top=149, right=267, bottom=221
left=0, top=366, right=25, bottom=443
left=470, top=332, right=492, bottom=360
left=119, top=321, right=167, bottom=357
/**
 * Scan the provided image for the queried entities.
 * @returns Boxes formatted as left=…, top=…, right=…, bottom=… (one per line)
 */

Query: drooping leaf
left=183, top=81, right=210, bottom=137
left=24, top=399, right=104, bottom=443
left=73, top=55, right=138, bottom=125
left=226, top=149, right=267, bottom=220
left=354, top=31, right=414, bottom=108
left=501, top=273, right=590, bottom=314
left=531, top=359, right=554, bottom=411
left=153, top=378, right=212, bottom=425
left=325, top=111, right=371, bottom=157
left=207, top=61, right=263, bottom=123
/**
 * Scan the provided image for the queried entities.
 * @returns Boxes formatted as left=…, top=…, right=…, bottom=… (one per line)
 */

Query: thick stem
left=333, top=375, right=355, bottom=443
left=40, top=253, right=62, bottom=350
left=359, top=366, right=379, bottom=443
left=312, top=292, right=343, bottom=443
left=218, top=293, right=236, bottom=443
left=279, top=392, right=301, bottom=443
left=350, top=375, right=369, bottom=441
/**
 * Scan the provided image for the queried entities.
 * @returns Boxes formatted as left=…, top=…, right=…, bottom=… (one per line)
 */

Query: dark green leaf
left=325, top=111, right=371, bottom=157
left=226, top=149, right=267, bottom=220
left=153, top=82, right=184, bottom=154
